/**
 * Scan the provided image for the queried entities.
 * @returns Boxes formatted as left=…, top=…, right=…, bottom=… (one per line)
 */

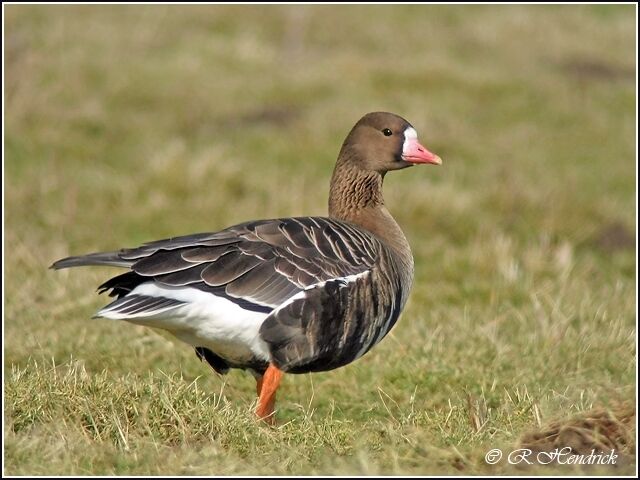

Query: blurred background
left=4, top=4, right=636, bottom=475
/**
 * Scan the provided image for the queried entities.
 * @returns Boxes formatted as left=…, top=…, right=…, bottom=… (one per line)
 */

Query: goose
left=51, top=112, right=442, bottom=423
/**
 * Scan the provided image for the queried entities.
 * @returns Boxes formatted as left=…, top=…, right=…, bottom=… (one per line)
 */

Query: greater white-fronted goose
left=51, top=112, right=442, bottom=423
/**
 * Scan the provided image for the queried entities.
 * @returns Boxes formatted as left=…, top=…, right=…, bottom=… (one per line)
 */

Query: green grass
left=4, top=4, right=636, bottom=475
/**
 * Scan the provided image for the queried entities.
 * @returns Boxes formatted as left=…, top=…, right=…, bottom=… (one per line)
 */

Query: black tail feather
left=98, top=271, right=148, bottom=298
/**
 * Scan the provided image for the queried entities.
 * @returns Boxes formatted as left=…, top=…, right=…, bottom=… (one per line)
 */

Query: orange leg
left=255, top=364, right=283, bottom=424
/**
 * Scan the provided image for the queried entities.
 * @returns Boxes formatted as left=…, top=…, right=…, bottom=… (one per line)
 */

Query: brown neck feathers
left=328, top=162, right=384, bottom=217
left=328, top=158, right=412, bottom=266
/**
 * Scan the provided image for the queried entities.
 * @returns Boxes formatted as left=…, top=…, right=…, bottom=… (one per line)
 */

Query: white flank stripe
left=307, top=270, right=370, bottom=290
left=271, top=270, right=370, bottom=317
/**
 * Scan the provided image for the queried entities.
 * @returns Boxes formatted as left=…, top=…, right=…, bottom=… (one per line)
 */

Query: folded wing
left=52, top=217, right=382, bottom=315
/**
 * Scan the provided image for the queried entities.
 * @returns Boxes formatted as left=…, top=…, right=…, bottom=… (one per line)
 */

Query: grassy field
left=4, top=4, right=636, bottom=475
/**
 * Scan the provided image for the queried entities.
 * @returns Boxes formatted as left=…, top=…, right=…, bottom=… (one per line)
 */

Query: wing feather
left=59, top=217, right=382, bottom=313
left=95, top=294, right=186, bottom=318
left=200, top=252, right=263, bottom=286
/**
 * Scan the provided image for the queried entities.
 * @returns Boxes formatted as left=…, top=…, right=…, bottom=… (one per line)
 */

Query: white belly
left=98, top=283, right=272, bottom=365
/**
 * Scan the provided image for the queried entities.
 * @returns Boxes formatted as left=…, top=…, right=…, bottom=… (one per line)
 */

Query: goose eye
left=382, top=128, right=392, bottom=136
